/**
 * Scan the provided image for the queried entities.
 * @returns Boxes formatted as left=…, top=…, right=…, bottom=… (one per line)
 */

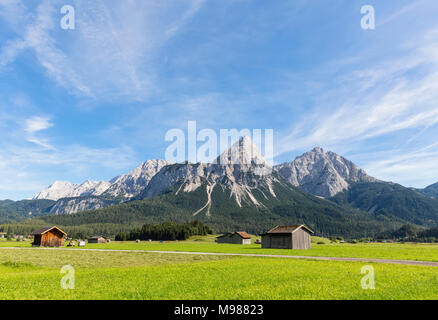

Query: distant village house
left=31, top=226, right=67, bottom=247
left=216, top=232, right=252, bottom=245
left=261, top=225, right=313, bottom=249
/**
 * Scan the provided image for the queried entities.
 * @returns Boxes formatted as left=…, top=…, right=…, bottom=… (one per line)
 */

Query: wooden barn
left=261, top=225, right=313, bottom=249
left=31, top=226, right=67, bottom=247
left=88, top=236, right=106, bottom=244
left=216, top=232, right=252, bottom=245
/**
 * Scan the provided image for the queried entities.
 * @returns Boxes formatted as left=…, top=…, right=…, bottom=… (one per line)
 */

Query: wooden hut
left=31, top=226, right=67, bottom=247
left=261, top=225, right=313, bottom=249
left=216, top=232, right=252, bottom=245
left=88, top=236, right=106, bottom=244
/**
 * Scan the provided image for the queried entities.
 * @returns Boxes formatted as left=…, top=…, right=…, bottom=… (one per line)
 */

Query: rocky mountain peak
left=275, top=147, right=377, bottom=198
left=33, top=180, right=110, bottom=201
left=216, top=135, right=269, bottom=167
left=103, top=159, right=171, bottom=198
left=311, top=146, right=324, bottom=153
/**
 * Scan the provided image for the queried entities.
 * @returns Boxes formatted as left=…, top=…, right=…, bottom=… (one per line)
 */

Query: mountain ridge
left=12, top=136, right=437, bottom=237
left=275, top=147, right=378, bottom=198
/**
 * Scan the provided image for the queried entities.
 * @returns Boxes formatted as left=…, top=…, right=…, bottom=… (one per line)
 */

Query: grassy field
left=1, top=236, right=438, bottom=299
left=0, top=248, right=437, bottom=299
left=2, top=236, right=438, bottom=262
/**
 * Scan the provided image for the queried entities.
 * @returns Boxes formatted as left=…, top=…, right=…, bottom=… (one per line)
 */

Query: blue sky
left=1, top=0, right=438, bottom=200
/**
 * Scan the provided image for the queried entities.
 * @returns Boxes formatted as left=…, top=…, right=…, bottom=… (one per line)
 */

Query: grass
left=0, top=247, right=230, bottom=268
left=2, top=235, right=438, bottom=299
left=3, top=236, right=438, bottom=262
left=75, top=241, right=438, bottom=262
left=0, top=249, right=437, bottom=299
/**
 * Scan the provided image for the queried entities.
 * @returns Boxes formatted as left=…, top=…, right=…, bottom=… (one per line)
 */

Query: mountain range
left=2, top=136, right=438, bottom=237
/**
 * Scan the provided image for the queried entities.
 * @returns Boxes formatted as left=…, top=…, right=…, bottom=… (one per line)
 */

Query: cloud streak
left=0, top=0, right=205, bottom=100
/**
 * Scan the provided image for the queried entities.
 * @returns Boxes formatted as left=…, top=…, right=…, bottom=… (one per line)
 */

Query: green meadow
left=0, top=236, right=438, bottom=300
left=0, top=249, right=438, bottom=300
left=1, top=237, right=438, bottom=299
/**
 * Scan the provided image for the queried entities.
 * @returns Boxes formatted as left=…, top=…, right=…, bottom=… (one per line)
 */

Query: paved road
left=2, top=247, right=438, bottom=267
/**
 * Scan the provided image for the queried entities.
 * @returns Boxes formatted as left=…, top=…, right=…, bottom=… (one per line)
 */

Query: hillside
left=416, top=182, right=438, bottom=199
left=330, top=182, right=438, bottom=226
left=0, top=199, right=55, bottom=224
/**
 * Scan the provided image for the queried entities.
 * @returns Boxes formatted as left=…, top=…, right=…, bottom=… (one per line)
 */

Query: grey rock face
left=275, top=147, right=377, bottom=197
left=34, top=160, right=171, bottom=214
left=143, top=137, right=279, bottom=215
left=32, top=139, right=378, bottom=214
left=33, top=180, right=111, bottom=201
left=103, top=159, right=171, bottom=198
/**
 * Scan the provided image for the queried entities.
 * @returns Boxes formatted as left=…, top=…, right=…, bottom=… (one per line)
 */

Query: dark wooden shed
left=261, top=225, right=313, bottom=249
left=31, top=226, right=67, bottom=247
left=88, top=236, right=106, bottom=244
left=216, top=232, right=252, bottom=244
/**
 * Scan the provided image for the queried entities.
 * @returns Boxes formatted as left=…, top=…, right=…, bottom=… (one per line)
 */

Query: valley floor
left=3, top=237, right=438, bottom=262
left=1, top=238, right=438, bottom=299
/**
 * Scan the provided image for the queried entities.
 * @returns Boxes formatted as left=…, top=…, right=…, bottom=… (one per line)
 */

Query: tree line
left=115, top=221, right=214, bottom=241
left=377, top=224, right=438, bottom=243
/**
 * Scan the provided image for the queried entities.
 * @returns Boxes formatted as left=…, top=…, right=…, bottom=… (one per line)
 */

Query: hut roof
left=235, top=232, right=252, bottom=239
left=217, top=231, right=252, bottom=239
left=31, top=226, right=67, bottom=236
left=263, top=225, right=314, bottom=235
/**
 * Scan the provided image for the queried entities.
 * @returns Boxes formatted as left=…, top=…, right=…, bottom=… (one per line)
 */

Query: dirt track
left=3, top=247, right=438, bottom=267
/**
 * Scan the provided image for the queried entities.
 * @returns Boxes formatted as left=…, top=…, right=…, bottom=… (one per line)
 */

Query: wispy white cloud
left=274, top=25, right=438, bottom=186
left=23, top=116, right=53, bottom=149
left=357, top=142, right=438, bottom=188
left=277, top=28, right=438, bottom=153
left=0, top=143, right=138, bottom=197
left=24, top=116, right=52, bottom=134
left=0, top=0, right=205, bottom=100
left=0, top=97, right=139, bottom=199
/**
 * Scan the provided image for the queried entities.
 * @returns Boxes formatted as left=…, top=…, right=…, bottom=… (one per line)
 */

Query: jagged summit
left=311, top=146, right=324, bottom=153
left=33, top=180, right=110, bottom=201
left=32, top=159, right=170, bottom=202
left=215, top=135, right=270, bottom=167
left=32, top=142, right=378, bottom=214
left=275, top=147, right=377, bottom=198
left=103, top=159, right=171, bottom=198
left=142, top=136, right=277, bottom=215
